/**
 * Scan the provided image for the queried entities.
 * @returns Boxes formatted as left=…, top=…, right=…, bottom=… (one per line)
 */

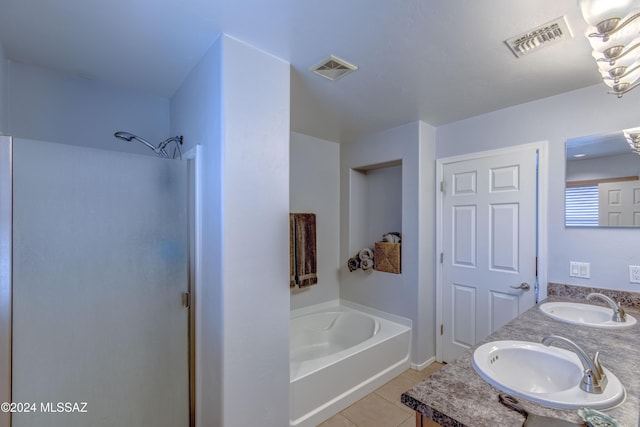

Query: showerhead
left=113, top=131, right=183, bottom=159
left=114, top=131, right=136, bottom=142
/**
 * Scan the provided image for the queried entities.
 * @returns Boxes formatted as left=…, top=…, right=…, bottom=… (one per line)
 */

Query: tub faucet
left=587, top=293, right=627, bottom=322
left=542, top=335, right=607, bottom=394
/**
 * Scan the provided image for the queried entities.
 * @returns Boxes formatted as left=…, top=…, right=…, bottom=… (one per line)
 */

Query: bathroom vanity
left=402, top=295, right=640, bottom=426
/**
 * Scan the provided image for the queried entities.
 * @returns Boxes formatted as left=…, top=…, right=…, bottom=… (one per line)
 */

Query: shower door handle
left=181, top=292, right=190, bottom=308
left=509, top=282, right=530, bottom=291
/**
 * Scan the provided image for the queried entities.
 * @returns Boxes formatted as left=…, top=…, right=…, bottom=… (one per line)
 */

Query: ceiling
left=0, top=0, right=603, bottom=142
left=567, top=130, right=634, bottom=160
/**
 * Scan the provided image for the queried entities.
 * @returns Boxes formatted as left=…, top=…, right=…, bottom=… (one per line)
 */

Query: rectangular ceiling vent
left=505, top=16, right=573, bottom=58
left=311, top=55, right=358, bottom=81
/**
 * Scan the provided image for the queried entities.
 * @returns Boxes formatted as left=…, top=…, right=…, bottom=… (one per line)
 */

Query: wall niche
left=348, top=160, right=402, bottom=274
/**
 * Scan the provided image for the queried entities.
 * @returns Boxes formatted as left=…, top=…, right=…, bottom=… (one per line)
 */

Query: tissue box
left=374, top=242, right=401, bottom=274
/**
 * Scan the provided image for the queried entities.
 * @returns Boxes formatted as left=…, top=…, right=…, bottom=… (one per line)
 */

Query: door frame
left=0, top=136, right=12, bottom=427
left=183, top=145, right=202, bottom=427
left=434, top=141, right=549, bottom=362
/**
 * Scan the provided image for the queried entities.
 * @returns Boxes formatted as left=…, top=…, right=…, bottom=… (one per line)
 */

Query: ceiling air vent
left=505, top=16, right=573, bottom=58
left=311, top=55, right=358, bottom=81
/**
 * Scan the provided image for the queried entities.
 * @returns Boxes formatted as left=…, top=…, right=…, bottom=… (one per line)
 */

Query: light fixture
left=623, top=127, right=640, bottom=154
left=578, top=0, right=640, bottom=97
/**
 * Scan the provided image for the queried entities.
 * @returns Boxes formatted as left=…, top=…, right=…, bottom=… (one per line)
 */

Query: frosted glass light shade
left=600, top=63, right=640, bottom=80
left=623, top=129, right=640, bottom=152
left=578, top=0, right=638, bottom=26
left=587, top=22, right=639, bottom=50
left=622, top=65, right=640, bottom=83
left=601, top=65, right=640, bottom=89
left=595, top=46, right=639, bottom=69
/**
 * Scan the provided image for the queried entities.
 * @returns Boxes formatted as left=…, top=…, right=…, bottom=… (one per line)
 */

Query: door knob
left=510, top=282, right=530, bottom=291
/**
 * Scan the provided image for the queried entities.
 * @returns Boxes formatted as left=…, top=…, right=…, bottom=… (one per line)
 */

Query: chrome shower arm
left=132, top=136, right=158, bottom=152
left=114, top=132, right=183, bottom=159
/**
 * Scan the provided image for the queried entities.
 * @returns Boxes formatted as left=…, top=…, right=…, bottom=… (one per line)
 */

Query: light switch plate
left=570, top=262, right=579, bottom=276
left=570, top=261, right=590, bottom=279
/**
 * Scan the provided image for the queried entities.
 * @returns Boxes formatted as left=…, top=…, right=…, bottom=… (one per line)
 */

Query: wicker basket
left=374, top=242, right=401, bottom=274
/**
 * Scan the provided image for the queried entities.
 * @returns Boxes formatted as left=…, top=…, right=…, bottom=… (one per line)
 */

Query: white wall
left=7, top=62, right=169, bottom=153
left=340, top=121, right=436, bottom=365
left=0, top=44, right=7, bottom=134
left=417, top=121, right=437, bottom=365
left=171, top=34, right=290, bottom=427
left=170, top=35, right=223, bottom=427
left=365, top=165, right=403, bottom=242
left=437, top=84, right=640, bottom=293
left=566, top=152, right=640, bottom=181
left=290, top=132, right=341, bottom=310
left=221, top=35, right=290, bottom=427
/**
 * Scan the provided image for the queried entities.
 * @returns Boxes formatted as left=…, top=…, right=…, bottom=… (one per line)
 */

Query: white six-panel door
left=598, top=180, right=640, bottom=226
left=440, top=146, right=538, bottom=362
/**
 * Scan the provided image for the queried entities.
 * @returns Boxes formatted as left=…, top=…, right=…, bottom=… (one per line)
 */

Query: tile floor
left=318, top=362, right=445, bottom=427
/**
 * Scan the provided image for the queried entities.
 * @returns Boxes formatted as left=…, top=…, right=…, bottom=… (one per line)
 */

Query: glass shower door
left=11, top=138, right=189, bottom=427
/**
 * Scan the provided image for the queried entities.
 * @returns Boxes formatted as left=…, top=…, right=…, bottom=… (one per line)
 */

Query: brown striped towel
left=289, top=213, right=318, bottom=288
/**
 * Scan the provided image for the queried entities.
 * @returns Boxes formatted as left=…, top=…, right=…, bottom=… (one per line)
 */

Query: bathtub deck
left=318, top=364, right=444, bottom=427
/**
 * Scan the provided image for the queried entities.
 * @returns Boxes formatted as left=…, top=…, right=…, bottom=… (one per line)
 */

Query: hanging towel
left=289, top=214, right=297, bottom=288
left=289, top=213, right=318, bottom=288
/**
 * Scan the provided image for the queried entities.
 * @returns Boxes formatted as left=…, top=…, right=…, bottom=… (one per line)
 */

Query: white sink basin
left=472, top=340, right=626, bottom=409
left=539, top=302, right=637, bottom=329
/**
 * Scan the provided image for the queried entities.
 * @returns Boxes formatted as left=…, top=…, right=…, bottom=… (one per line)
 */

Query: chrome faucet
left=542, top=335, right=607, bottom=394
left=587, top=292, right=627, bottom=322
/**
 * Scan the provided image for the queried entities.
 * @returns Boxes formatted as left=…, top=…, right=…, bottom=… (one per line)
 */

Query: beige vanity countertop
left=401, top=297, right=640, bottom=426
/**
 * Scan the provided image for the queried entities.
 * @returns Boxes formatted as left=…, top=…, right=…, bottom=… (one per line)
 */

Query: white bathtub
left=290, top=302, right=411, bottom=427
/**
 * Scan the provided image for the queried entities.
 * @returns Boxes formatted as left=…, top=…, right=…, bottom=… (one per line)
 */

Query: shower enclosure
left=0, top=136, right=191, bottom=427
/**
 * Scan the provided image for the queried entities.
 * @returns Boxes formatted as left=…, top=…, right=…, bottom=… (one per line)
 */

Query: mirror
left=565, top=129, right=640, bottom=227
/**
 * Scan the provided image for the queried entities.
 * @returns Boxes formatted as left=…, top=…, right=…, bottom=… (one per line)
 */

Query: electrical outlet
left=570, top=261, right=590, bottom=279
left=630, top=266, right=640, bottom=284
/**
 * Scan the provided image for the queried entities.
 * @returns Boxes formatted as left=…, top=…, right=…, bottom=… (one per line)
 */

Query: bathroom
left=1, top=2, right=640, bottom=427
left=290, top=91, right=640, bottom=425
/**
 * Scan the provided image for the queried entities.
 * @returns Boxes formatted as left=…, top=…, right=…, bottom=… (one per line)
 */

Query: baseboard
left=410, top=356, right=436, bottom=371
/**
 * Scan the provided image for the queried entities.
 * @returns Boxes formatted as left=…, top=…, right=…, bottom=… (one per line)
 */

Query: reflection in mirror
left=565, top=130, right=640, bottom=227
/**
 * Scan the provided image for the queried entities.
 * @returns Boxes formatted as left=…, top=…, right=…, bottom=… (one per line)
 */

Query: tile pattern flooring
left=318, top=362, right=445, bottom=427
